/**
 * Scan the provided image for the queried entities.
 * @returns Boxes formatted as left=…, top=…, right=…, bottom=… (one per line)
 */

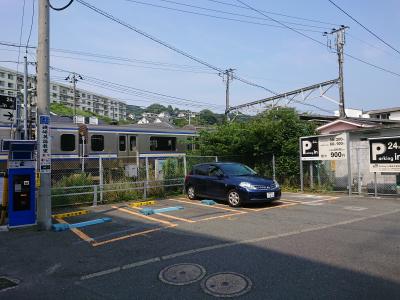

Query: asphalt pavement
left=0, top=192, right=399, bottom=299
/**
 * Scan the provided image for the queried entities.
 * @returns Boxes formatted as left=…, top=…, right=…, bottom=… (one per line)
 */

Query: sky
left=1, top=0, right=400, bottom=115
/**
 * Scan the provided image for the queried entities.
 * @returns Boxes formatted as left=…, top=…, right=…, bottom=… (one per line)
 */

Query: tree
left=199, top=109, right=219, bottom=125
left=194, top=108, right=315, bottom=184
left=146, top=103, right=168, bottom=114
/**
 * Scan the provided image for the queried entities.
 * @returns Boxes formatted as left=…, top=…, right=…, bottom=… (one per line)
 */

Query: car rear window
left=194, top=165, right=209, bottom=176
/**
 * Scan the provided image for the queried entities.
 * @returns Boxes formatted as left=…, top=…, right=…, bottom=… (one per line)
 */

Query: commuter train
left=0, top=119, right=197, bottom=173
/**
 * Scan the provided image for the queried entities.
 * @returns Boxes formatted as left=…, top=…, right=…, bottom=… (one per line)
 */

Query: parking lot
left=1, top=192, right=399, bottom=299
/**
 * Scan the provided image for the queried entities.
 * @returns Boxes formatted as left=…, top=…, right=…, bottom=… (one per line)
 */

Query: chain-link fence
left=301, top=142, right=400, bottom=197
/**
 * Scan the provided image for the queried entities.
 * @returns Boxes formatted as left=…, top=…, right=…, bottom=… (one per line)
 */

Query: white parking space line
left=343, top=206, right=368, bottom=211
left=80, top=209, right=400, bottom=281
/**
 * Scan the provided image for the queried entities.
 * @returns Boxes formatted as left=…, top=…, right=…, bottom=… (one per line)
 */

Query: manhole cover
left=0, top=277, right=19, bottom=292
left=201, top=272, right=252, bottom=298
left=159, top=263, right=206, bottom=286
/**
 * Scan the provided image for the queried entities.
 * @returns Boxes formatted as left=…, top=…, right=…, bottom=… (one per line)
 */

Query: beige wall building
left=0, top=65, right=127, bottom=120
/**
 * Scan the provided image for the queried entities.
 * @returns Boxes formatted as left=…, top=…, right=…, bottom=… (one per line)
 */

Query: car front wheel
left=227, top=190, right=241, bottom=207
left=187, top=186, right=197, bottom=200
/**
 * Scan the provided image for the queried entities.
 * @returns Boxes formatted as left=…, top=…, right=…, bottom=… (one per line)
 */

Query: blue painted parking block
left=52, top=217, right=112, bottom=232
left=139, top=206, right=184, bottom=216
left=201, top=200, right=216, bottom=205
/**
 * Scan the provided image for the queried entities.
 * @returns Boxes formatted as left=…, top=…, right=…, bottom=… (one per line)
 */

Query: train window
left=60, top=134, right=75, bottom=151
left=129, top=136, right=136, bottom=151
left=91, top=135, right=104, bottom=151
left=150, top=137, right=176, bottom=151
left=119, top=135, right=126, bottom=151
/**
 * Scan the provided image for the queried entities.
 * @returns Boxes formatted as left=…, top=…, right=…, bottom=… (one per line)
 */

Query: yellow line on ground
left=129, top=201, right=155, bottom=207
left=92, top=225, right=177, bottom=247
left=55, top=218, right=94, bottom=243
left=111, top=206, right=176, bottom=227
left=52, top=210, right=89, bottom=219
left=170, top=198, right=241, bottom=213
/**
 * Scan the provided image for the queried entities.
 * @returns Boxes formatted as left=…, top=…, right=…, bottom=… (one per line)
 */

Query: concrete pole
left=309, top=162, right=314, bottom=190
left=72, top=73, right=76, bottom=121
left=346, top=132, right=352, bottom=197
left=36, top=0, right=51, bottom=230
left=23, top=55, right=28, bottom=139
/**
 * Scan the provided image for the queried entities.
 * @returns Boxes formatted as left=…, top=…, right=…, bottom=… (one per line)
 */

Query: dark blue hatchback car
left=185, top=162, right=281, bottom=207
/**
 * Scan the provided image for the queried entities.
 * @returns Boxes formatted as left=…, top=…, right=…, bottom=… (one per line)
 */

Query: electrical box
left=5, top=140, right=37, bottom=228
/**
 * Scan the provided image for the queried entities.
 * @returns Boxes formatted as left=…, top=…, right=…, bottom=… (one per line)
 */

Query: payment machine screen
left=13, top=175, right=31, bottom=211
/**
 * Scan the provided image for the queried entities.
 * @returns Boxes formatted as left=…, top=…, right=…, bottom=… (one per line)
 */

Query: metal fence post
left=144, top=157, right=149, bottom=200
left=183, top=155, right=187, bottom=176
left=346, top=132, right=352, bottom=196
left=93, top=185, right=98, bottom=206
left=374, top=172, right=378, bottom=197
left=299, top=138, right=304, bottom=192
left=309, top=162, right=314, bottom=190
left=215, top=156, right=218, bottom=162
left=272, top=154, right=276, bottom=181
left=356, top=147, right=362, bottom=195
left=99, top=157, right=103, bottom=203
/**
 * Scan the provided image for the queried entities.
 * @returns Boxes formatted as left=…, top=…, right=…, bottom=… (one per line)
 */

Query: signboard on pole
left=38, top=115, right=51, bottom=173
left=369, top=136, right=400, bottom=172
left=0, top=95, right=16, bottom=123
left=300, top=133, right=347, bottom=161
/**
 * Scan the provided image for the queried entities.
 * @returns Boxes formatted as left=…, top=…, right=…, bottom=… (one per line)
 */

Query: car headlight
left=239, top=182, right=256, bottom=190
left=273, top=180, right=280, bottom=189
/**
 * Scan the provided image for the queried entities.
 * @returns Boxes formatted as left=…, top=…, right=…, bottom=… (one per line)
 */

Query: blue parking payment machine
left=5, top=140, right=37, bottom=228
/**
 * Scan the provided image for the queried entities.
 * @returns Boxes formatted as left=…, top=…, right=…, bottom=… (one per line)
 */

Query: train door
left=127, top=135, right=137, bottom=157
left=118, top=134, right=128, bottom=157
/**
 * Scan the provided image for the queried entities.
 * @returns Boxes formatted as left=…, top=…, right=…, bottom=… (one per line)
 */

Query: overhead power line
left=49, top=0, right=75, bottom=11
left=236, top=0, right=400, bottom=78
left=328, top=0, right=400, bottom=56
left=76, top=0, right=223, bottom=73
left=75, top=0, right=276, bottom=94
left=202, top=0, right=340, bottom=26
left=124, top=0, right=328, bottom=33
left=50, top=66, right=225, bottom=109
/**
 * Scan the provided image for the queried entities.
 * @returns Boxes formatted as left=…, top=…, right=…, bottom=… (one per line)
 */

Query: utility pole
left=331, top=26, right=348, bottom=118
left=66, top=72, right=82, bottom=122
left=220, top=68, right=234, bottom=122
left=23, top=55, right=28, bottom=139
left=37, top=0, right=51, bottom=230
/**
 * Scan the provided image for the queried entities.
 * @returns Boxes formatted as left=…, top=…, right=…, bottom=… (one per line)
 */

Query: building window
left=7, top=83, right=13, bottom=88
left=91, top=135, right=104, bottom=151
left=119, top=135, right=126, bottom=151
left=0, top=72, right=4, bottom=78
left=0, top=90, right=4, bottom=94
left=7, top=74, right=13, bottom=80
left=0, top=81, right=4, bottom=87
left=7, top=91, right=13, bottom=96
left=52, top=93, right=57, bottom=98
left=60, top=134, right=75, bottom=151
left=129, top=136, right=136, bottom=151
left=150, top=137, right=176, bottom=151
left=52, top=85, right=57, bottom=91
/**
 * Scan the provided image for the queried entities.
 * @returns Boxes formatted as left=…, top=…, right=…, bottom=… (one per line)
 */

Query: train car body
left=0, top=120, right=197, bottom=174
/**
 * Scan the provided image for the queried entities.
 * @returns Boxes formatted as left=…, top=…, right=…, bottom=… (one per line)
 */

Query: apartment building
left=0, top=65, right=127, bottom=121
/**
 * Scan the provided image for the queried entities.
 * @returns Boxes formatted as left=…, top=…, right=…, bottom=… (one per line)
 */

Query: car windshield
left=219, top=163, right=256, bottom=176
